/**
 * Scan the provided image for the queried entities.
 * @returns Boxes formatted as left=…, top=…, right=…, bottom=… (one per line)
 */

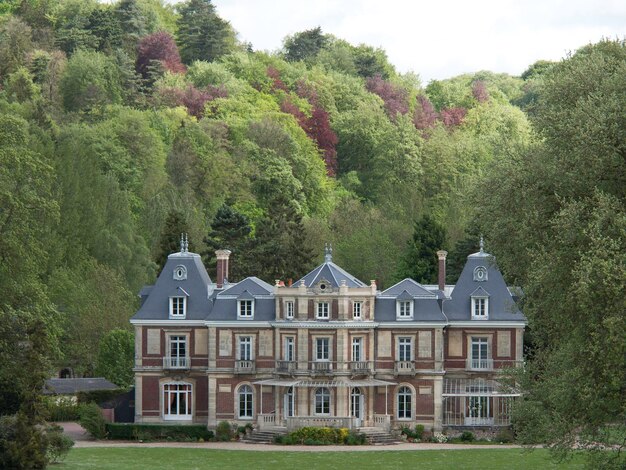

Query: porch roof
left=253, top=378, right=396, bottom=388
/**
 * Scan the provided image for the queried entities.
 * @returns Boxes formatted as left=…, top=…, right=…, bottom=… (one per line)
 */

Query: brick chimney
left=436, top=250, right=448, bottom=292
left=215, top=249, right=231, bottom=288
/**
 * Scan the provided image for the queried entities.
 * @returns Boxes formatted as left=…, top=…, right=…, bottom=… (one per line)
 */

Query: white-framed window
left=470, top=337, right=490, bottom=369
left=316, top=302, right=329, bottom=319
left=167, top=335, right=188, bottom=368
left=169, top=296, right=186, bottom=318
left=238, top=336, right=253, bottom=361
left=353, top=301, right=363, bottom=320
left=285, top=301, right=294, bottom=319
left=398, top=337, right=412, bottom=361
left=238, top=384, right=253, bottom=419
left=284, top=337, right=295, bottom=362
left=471, top=297, right=488, bottom=319
left=397, top=386, right=412, bottom=419
left=238, top=299, right=254, bottom=319
left=316, top=337, right=330, bottom=361
left=315, top=387, right=330, bottom=415
left=397, top=300, right=413, bottom=320
left=163, top=382, right=192, bottom=420
left=352, top=337, right=362, bottom=362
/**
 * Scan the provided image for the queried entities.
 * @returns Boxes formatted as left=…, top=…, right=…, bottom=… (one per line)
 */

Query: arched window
left=315, top=387, right=330, bottom=415
left=163, top=382, right=192, bottom=420
left=238, top=385, right=253, bottom=418
left=397, top=386, right=412, bottom=419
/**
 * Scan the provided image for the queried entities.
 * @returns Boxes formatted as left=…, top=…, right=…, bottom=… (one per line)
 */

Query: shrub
left=432, top=432, right=448, bottom=443
left=460, top=431, right=475, bottom=442
left=79, top=403, right=107, bottom=439
left=44, top=396, right=81, bottom=421
left=276, top=427, right=365, bottom=446
left=0, top=414, right=48, bottom=469
left=215, top=421, right=234, bottom=441
left=46, top=424, right=74, bottom=463
left=495, top=428, right=515, bottom=443
left=106, top=423, right=213, bottom=441
left=414, top=424, right=425, bottom=440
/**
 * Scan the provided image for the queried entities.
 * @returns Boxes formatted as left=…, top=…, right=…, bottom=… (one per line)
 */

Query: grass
left=57, top=448, right=586, bottom=470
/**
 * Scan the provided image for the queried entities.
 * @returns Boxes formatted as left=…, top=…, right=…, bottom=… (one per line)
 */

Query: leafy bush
left=44, top=396, right=81, bottom=421
left=460, top=431, right=475, bottom=442
left=79, top=403, right=107, bottom=439
left=215, top=421, right=234, bottom=441
left=401, top=424, right=425, bottom=441
left=414, top=424, right=425, bottom=440
left=46, top=424, right=74, bottom=463
left=278, top=427, right=365, bottom=445
left=106, top=423, right=213, bottom=441
left=495, top=428, right=515, bottom=443
left=0, top=414, right=48, bottom=469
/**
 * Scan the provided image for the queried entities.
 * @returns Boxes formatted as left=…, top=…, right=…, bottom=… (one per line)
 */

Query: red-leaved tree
left=365, top=74, right=409, bottom=119
left=157, top=84, right=227, bottom=118
left=413, top=95, right=438, bottom=131
left=440, top=107, right=467, bottom=127
left=472, top=80, right=489, bottom=103
left=136, top=31, right=186, bottom=79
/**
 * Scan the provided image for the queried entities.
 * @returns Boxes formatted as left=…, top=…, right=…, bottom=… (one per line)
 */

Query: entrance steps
left=240, top=426, right=287, bottom=444
left=358, top=427, right=401, bottom=445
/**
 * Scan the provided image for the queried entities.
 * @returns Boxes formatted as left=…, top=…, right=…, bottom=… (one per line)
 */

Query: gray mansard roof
left=208, top=277, right=275, bottom=321
left=132, top=251, right=213, bottom=321
left=375, top=279, right=447, bottom=323
left=295, top=259, right=366, bottom=288
left=444, top=249, right=525, bottom=322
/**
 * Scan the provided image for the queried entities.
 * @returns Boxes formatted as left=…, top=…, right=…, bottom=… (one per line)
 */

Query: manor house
left=131, top=239, right=525, bottom=433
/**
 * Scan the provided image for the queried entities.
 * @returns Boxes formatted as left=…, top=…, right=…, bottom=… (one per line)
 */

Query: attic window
left=473, top=266, right=488, bottom=282
left=397, top=300, right=413, bottom=320
left=173, top=265, right=187, bottom=281
left=238, top=300, right=254, bottom=319
left=170, top=297, right=186, bottom=318
left=471, top=297, right=489, bottom=320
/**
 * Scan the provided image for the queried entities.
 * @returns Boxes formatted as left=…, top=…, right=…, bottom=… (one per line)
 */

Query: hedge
left=106, top=423, right=213, bottom=441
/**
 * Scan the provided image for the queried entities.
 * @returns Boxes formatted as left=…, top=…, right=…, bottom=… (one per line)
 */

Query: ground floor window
left=397, top=386, right=412, bottom=419
left=315, top=387, right=330, bottom=415
left=163, top=382, right=192, bottom=420
left=238, top=385, right=253, bottom=418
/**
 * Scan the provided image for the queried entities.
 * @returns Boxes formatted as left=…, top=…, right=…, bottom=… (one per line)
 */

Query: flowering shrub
left=432, top=432, right=448, bottom=443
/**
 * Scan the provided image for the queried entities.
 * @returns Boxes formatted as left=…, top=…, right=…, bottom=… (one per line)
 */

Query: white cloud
left=199, top=0, right=625, bottom=82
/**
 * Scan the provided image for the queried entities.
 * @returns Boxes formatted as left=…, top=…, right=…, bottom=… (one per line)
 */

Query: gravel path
left=57, top=423, right=522, bottom=452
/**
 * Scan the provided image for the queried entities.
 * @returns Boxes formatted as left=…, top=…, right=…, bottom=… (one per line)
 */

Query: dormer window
left=316, top=302, right=329, bottom=319
left=353, top=301, right=363, bottom=320
left=472, top=297, right=488, bottom=319
left=285, top=301, right=294, bottom=319
left=173, top=265, right=187, bottom=281
left=238, top=300, right=254, bottom=319
left=397, top=300, right=413, bottom=320
left=473, top=266, right=488, bottom=282
left=170, top=296, right=186, bottom=318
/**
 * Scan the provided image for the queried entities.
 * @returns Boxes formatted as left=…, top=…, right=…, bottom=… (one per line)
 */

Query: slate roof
left=444, top=250, right=526, bottom=322
left=295, top=261, right=366, bottom=288
left=375, top=278, right=447, bottom=322
left=132, top=251, right=213, bottom=321
left=44, top=378, right=118, bottom=395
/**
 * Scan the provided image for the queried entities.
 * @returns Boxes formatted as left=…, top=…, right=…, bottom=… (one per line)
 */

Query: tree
left=136, top=31, right=185, bottom=82
left=176, top=0, right=236, bottom=64
left=87, top=6, right=123, bottom=52
left=395, top=214, right=447, bottom=284
left=284, top=27, right=327, bottom=63
left=155, top=211, right=188, bottom=272
left=203, top=204, right=253, bottom=281
left=477, top=39, right=626, bottom=468
left=365, top=74, right=409, bottom=119
left=413, top=95, right=438, bottom=131
left=0, top=16, right=33, bottom=79
left=95, top=329, right=134, bottom=388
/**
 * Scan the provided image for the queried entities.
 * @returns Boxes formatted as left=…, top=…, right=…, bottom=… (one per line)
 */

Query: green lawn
left=58, top=448, right=585, bottom=470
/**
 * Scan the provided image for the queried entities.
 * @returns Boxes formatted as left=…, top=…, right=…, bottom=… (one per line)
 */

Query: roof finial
left=180, top=233, right=185, bottom=253
left=479, top=235, right=484, bottom=253
left=183, top=233, right=189, bottom=253
left=324, top=243, right=333, bottom=262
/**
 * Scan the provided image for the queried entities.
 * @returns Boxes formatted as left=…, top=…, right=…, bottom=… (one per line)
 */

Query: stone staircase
left=240, top=427, right=287, bottom=444
left=358, top=427, right=401, bottom=445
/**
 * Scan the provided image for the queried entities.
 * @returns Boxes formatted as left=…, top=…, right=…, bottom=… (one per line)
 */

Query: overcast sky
left=207, top=0, right=625, bottom=83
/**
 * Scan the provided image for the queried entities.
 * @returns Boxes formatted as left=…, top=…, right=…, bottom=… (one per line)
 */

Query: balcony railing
left=349, top=361, right=372, bottom=375
left=466, top=358, right=493, bottom=371
left=163, top=356, right=190, bottom=369
left=286, top=416, right=356, bottom=431
left=276, top=360, right=296, bottom=374
left=394, top=361, right=415, bottom=375
left=235, top=360, right=256, bottom=374
left=310, top=361, right=333, bottom=374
